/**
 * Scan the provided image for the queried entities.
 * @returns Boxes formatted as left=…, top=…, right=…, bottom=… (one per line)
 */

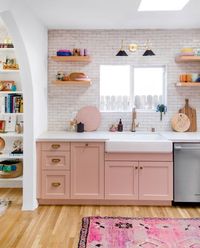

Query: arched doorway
left=0, top=10, right=37, bottom=210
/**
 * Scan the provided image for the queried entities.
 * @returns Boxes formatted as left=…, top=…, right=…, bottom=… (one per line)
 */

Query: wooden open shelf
left=175, top=55, right=200, bottom=63
left=176, top=82, right=200, bottom=87
left=52, top=80, right=91, bottom=86
left=51, top=56, right=91, bottom=62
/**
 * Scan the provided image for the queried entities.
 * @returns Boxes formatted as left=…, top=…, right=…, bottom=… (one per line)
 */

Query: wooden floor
left=0, top=189, right=200, bottom=248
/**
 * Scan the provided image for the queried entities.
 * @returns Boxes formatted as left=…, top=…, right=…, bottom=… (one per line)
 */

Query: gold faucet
left=131, top=107, right=139, bottom=132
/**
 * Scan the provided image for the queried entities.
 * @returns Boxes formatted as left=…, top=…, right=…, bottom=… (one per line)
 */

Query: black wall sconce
left=116, top=40, right=128, bottom=56
left=116, top=39, right=155, bottom=57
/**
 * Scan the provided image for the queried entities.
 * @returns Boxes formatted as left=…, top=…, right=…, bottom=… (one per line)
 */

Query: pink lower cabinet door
left=41, top=171, right=70, bottom=199
left=105, top=161, right=139, bottom=200
left=71, top=142, right=104, bottom=199
left=139, top=162, right=173, bottom=201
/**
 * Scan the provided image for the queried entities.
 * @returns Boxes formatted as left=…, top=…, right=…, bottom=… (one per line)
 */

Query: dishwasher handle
left=174, top=145, right=200, bottom=150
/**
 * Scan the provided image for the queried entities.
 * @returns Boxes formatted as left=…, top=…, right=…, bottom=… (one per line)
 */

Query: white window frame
left=100, top=65, right=167, bottom=112
left=131, top=65, right=167, bottom=111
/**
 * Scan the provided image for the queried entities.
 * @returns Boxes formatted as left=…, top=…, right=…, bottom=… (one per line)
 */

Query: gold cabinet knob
left=51, top=144, right=60, bottom=149
left=51, top=158, right=61, bottom=163
left=51, top=182, right=61, bottom=187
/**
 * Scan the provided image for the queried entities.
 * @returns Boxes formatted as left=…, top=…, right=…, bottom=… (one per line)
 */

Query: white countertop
left=37, top=131, right=110, bottom=141
left=37, top=131, right=200, bottom=143
left=161, top=132, right=200, bottom=142
left=37, top=131, right=200, bottom=153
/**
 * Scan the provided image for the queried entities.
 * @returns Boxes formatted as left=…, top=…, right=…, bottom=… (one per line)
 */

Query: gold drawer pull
left=52, top=159, right=61, bottom=163
left=51, top=182, right=61, bottom=187
left=51, top=144, right=60, bottom=149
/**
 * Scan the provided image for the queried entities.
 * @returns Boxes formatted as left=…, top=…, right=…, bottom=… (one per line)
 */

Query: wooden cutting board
left=171, top=113, right=190, bottom=132
left=179, top=99, right=197, bottom=132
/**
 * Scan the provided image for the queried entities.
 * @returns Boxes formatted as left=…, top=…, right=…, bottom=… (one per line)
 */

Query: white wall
left=0, top=0, right=48, bottom=210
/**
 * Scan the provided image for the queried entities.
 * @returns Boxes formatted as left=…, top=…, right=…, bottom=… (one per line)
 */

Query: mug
left=77, top=122, right=84, bottom=132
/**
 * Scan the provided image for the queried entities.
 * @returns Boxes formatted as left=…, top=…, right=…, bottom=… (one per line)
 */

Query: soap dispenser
left=117, top=119, right=123, bottom=132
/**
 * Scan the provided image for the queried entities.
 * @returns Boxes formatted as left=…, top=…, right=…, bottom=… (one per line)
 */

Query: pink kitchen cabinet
left=105, top=153, right=173, bottom=202
left=105, top=161, right=139, bottom=200
left=139, top=161, right=173, bottom=201
left=71, top=142, right=104, bottom=199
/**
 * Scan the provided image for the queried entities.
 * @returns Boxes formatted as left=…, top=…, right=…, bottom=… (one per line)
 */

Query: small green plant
left=156, top=104, right=167, bottom=121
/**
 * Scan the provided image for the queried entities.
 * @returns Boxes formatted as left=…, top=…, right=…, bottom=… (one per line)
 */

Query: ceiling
left=25, top=0, right=200, bottom=29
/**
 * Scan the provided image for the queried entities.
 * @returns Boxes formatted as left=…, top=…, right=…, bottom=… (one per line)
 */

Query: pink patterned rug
left=78, top=216, right=200, bottom=248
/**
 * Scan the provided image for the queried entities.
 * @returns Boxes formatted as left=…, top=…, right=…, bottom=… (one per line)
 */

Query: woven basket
left=0, top=160, right=23, bottom=178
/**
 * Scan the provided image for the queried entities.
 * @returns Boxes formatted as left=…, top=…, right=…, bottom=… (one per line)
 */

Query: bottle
left=19, top=121, right=24, bottom=133
left=117, top=119, right=123, bottom=132
left=84, top=48, right=88, bottom=56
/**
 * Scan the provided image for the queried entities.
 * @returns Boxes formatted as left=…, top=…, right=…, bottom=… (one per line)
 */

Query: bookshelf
left=0, top=48, right=23, bottom=188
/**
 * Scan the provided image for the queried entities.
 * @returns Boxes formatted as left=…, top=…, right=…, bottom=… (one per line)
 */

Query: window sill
left=100, top=109, right=156, bottom=113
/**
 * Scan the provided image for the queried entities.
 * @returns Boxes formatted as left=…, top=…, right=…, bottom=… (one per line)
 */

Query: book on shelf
left=3, top=94, right=23, bottom=113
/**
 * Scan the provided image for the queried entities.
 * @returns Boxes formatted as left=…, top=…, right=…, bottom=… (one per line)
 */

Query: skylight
left=138, top=0, right=190, bottom=11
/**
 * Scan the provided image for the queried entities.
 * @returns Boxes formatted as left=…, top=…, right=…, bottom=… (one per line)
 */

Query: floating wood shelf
left=175, top=55, right=200, bottom=63
left=51, top=56, right=91, bottom=62
left=176, top=82, right=200, bottom=87
left=52, top=80, right=91, bottom=86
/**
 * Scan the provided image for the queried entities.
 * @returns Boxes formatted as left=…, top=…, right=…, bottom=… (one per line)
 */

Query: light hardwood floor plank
left=0, top=188, right=200, bottom=248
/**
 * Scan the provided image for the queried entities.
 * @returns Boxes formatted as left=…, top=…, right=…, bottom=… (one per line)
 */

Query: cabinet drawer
left=105, top=153, right=173, bottom=162
left=41, top=151, right=70, bottom=170
left=41, top=142, right=70, bottom=151
left=41, top=171, right=70, bottom=199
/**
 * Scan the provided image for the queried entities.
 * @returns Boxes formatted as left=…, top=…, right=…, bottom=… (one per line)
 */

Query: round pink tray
left=76, top=106, right=101, bottom=131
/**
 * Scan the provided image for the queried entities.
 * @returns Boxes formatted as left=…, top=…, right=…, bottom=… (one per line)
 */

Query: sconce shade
left=143, top=49, right=155, bottom=56
left=116, top=50, right=128, bottom=56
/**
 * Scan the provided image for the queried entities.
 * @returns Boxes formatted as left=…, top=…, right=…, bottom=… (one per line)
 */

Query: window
left=100, top=65, right=130, bottom=111
left=100, top=65, right=166, bottom=111
left=133, top=67, right=165, bottom=110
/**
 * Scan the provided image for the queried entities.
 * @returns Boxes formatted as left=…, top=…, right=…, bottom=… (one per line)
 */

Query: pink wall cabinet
left=139, top=162, right=173, bottom=201
left=71, top=142, right=104, bottom=199
left=105, top=161, right=139, bottom=200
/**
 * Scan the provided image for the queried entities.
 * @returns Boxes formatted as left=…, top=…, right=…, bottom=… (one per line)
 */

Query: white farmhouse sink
left=105, top=132, right=172, bottom=153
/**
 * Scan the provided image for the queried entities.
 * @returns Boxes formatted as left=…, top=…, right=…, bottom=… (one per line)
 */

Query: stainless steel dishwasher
left=174, top=143, right=200, bottom=203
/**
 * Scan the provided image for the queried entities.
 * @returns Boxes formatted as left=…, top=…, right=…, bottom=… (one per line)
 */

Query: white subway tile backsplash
left=48, top=29, right=200, bottom=131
